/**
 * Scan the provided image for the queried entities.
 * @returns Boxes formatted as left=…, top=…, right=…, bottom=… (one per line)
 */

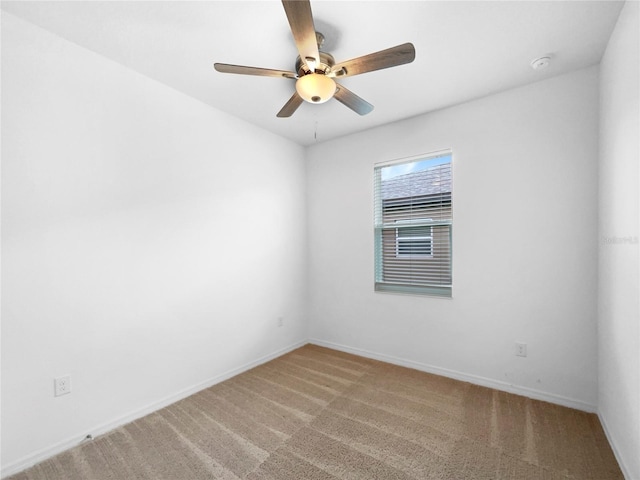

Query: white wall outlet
left=54, top=375, right=71, bottom=397
left=277, top=316, right=284, bottom=327
left=515, top=342, right=527, bottom=357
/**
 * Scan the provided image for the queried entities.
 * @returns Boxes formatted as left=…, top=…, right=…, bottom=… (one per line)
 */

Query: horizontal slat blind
left=374, top=154, right=452, bottom=296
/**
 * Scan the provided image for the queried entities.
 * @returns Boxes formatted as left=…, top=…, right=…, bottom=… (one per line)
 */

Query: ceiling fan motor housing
left=295, top=51, right=335, bottom=76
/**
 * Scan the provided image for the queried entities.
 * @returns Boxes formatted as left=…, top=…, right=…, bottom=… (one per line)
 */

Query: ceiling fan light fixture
left=296, top=73, right=336, bottom=104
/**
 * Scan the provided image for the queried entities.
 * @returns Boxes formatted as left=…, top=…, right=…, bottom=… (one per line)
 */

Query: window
left=374, top=152, right=452, bottom=296
left=396, top=220, right=433, bottom=258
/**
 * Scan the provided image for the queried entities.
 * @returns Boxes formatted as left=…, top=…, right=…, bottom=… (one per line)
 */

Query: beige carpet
left=8, top=345, right=623, bottom=480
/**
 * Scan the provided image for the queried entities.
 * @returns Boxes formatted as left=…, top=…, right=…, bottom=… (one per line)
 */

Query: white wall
left=307, top=66, right=600, bottom=410
left=598, top=1, right=640, bottom=478
left=1, top=13, right=307, bottom=475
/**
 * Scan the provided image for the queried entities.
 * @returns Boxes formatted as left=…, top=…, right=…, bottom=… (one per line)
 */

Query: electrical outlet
left=515, top=342, right=527, bottom=357
left=277, top=317, right=284, bottom=327
left=54, top=375, right=71, bottom=397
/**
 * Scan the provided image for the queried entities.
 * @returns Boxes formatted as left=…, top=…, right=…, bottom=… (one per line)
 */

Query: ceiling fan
left=214, top=0, right=416, bottom=118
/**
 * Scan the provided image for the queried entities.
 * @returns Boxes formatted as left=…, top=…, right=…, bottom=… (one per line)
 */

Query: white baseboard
left=598, top=411, right=634, bottom=480
left=1, top=340, right=306, bottom=479
left=309, top=338, right=598, bottom=413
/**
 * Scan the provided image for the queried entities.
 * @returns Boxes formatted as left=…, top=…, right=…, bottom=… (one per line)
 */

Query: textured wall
left=598, top=1, right=640, bottom=478
left=1, top=13, right=307, bottom=474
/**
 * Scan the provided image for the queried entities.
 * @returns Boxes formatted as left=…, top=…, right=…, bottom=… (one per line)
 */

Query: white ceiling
left=2, top=0, right=624, bottom=146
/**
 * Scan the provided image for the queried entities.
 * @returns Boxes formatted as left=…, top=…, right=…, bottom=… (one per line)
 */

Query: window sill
left=375, top=282, right=452, bottom=297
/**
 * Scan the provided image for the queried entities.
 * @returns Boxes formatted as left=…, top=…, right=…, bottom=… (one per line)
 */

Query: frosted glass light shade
left=295, top=73, right=336, bottom=104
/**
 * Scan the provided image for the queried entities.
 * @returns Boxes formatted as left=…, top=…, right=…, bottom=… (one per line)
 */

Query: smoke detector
left=530, top=56, right=551, bottom=70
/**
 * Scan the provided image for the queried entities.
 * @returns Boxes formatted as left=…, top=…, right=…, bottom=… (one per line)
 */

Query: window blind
left=374, top=154, right=452, bottom=296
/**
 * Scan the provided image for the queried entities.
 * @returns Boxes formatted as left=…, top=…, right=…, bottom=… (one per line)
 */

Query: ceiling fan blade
left=277, top=92, right=304, bottom=118
left=333, top=83, right=374, bottom=116
left=331, top=43, right=416, bottom=78
left=282, top=0, right=320, bottom=71
left=214, top=63, right=297, bottom=79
